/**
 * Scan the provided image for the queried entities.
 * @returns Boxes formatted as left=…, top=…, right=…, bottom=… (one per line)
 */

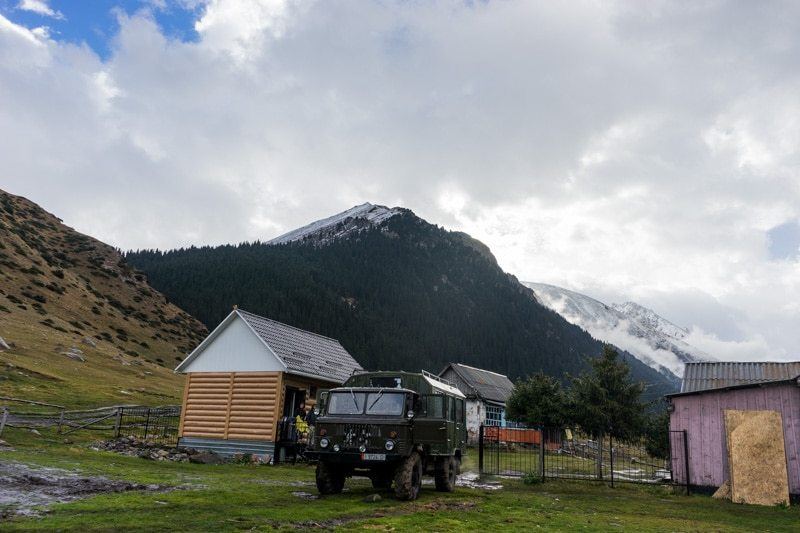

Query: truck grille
left=341, top=424, right=381, bottom=447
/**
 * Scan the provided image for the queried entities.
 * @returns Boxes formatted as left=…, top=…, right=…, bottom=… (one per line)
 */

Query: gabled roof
left=440, top=363, right=515, bottom=403
left=679, top=361, right=800, bottom=393
left=176, top=309, right=362, bottom=384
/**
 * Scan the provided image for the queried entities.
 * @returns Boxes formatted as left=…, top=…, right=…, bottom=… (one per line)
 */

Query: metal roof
left=680, top=361, right=800, bottom=393
left=237, top=310, right=363, bottom=384
left=440, top=363, right=515, bottom=403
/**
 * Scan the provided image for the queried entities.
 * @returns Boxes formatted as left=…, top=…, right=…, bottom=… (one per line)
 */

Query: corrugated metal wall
left=180, top=372, right=283, bottom=441
left=681, top=362, right=800, bottom=393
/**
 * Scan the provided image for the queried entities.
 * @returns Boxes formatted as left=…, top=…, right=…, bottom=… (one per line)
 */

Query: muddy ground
left=0, top=461, right=164, bottom=517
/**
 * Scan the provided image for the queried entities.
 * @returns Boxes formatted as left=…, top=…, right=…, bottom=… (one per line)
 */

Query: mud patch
left=0, top=461, right=165, bottom=517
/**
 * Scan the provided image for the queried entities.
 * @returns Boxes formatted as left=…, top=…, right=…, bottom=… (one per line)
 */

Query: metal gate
left=479, top=425, right=688, bottom=492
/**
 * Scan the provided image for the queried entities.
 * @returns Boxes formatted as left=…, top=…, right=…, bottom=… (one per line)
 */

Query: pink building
left=667, top=362, right=800, bottom=495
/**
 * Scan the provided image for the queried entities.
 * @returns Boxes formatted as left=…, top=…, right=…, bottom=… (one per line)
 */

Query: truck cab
left=307, top=371, right=466, bottom=500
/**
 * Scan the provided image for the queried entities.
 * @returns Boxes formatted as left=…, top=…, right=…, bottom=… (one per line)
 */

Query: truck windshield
left=327, top=391, right=366, bottom=415
left=365, top=392, right=405, bottom=416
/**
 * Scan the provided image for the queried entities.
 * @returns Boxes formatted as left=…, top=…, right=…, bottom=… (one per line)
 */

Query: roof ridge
left=236, top=309, right=343, bottom=344
left=454, top=362, right=509, bottom=378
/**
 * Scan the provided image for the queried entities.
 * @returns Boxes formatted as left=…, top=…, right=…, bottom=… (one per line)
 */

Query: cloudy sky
left=1, top=0, right=799, bottom=362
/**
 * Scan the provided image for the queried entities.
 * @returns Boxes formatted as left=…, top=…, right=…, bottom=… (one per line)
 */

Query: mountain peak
left=268, top=203, right=403, bottom=245
left=611, top=301, right=689, bottom=340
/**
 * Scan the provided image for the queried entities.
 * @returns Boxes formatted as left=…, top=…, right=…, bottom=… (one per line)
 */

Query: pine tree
left=568, top=345, right=646, bottom=441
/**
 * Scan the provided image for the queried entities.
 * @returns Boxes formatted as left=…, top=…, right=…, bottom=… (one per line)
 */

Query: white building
left=438, top=363, right=515, bottom=445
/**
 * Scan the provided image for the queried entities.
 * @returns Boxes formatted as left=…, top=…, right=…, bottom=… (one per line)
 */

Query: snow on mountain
left=524, top=282, right=709, bottom=377
left=268, top=203, right=402, bottom=245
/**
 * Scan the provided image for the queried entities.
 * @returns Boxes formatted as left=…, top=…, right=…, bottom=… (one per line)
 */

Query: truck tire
left=393, top=452, right=423, bottom=500
left=369, top=467, right=393, bottom=490
left=434, top=456, right=457, bottom=492
left=316, top=461, right=345, bottom=495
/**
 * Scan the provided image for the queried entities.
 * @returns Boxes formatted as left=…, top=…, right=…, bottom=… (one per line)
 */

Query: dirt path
left=0, top=460, right=163, bottom=517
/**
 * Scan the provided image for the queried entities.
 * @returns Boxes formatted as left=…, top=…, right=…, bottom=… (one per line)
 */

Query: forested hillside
left=127, top=210, right=678, bottom=399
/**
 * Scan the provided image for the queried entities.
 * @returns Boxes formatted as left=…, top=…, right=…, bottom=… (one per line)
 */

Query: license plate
left=362, top=453, right=386, bottom=461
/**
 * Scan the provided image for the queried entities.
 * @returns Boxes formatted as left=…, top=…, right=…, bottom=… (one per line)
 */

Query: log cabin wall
left=180, top=371, right=282, bottom=441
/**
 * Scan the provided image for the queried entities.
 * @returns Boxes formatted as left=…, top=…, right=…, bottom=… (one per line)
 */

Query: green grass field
left=0, top=427, right=797, bottom=532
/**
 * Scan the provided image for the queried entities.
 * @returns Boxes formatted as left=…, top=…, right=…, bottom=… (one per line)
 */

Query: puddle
left=291, top=491, right=319, bottom=500
left=0, top=461, right=165, bottom=517
left=456, top=471, right=503, bottom=490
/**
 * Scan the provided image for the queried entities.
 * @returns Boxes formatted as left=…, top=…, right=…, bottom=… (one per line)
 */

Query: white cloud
left=17, top=0, right=64, bottom=20
left=1, top=1, right=800, bottom=362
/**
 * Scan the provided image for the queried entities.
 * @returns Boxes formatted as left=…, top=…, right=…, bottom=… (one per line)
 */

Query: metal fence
left=479, top=425, right=688, bottom=492
left=114, top=406, right=181, bottom=446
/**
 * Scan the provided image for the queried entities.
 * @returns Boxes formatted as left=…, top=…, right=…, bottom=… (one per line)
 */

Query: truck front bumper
left=306, top=450, right=405, bottom=465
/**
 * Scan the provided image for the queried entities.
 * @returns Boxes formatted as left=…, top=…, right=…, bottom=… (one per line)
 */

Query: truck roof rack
left=421, top=369, right=456, bottom=389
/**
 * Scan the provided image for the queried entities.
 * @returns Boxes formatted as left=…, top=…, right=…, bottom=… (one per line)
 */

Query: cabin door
left=282, top=387, right=306, bottom=419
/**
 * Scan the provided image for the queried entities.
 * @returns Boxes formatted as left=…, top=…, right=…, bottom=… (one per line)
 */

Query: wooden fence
left=0, top=396, right=180, bottom=445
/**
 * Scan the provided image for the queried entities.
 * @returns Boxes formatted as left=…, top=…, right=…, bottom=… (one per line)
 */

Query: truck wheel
left=369, top=467, right=393, bottom=490
left=434, top=456, right=457, bottom=492
left=316, top=461, right=345, bottom=495
left=393, top=452, right=423, bottom=500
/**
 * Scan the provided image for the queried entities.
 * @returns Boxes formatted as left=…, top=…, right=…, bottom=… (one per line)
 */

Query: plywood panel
left=724, top=410, right=790, bottom=506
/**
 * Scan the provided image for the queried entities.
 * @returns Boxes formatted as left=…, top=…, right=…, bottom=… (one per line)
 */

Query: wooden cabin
left=175, top=308, right=362, bottom=459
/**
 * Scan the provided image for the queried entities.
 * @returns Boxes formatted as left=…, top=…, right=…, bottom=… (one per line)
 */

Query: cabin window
left=484, top=404, right=502, bottom=426
left=328, top=391, right=366, bottom=415
left=370, top=376, right=403, bottom=388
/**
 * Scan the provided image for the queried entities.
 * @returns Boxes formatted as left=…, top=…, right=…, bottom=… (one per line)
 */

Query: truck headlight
left=385, top=440, right=395, bottom=451
left=333, top=444, right=340, bottom=452
left=359, top=444, right=367, bottom=453
left=319, top=437, right=329, bottom=449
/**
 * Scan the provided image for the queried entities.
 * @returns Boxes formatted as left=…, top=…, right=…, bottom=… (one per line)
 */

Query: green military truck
left=306, top=370, right=467, bottom=500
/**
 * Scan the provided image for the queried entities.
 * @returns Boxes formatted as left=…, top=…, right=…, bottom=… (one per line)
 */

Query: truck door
left=454, top=398, right=466, bottom=450
left=415, top=394, right=449, bottom=454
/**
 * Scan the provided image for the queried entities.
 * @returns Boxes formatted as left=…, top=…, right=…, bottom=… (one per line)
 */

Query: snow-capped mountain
left=268, top=203, right=402, bottom=245
left=524, top=282, right=709, bottom=377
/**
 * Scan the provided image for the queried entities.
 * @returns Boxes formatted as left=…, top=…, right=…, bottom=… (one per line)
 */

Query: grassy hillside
left=0, top=189, right=207, bottom=407
left=127, top=211, right=678, bottom=399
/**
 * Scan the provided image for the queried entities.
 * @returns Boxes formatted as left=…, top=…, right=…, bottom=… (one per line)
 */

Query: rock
left=112, top=354, right=130, bottom=366
left=362, top=493, right=382, bottom=503
left=29, top=429, right=41, bottom=436
left=188, top=451, right=225, bottom=465
left=0, top=336, right=10, bottom=351
left=62, top=346, right=85, bottom=362
left=81, top=337, right=97, bottom=348
left=62, top=439, right=73, bottom=445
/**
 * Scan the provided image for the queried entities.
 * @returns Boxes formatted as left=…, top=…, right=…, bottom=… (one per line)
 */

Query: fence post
left=682, top=430, right=690, bottom=496
left=57, top=409, right=65, bottom=434
left=539, top=427, right=546, bottom=481
left=609, top=435, right=614, bottom=488
left=596, top=436, right=603, bottom=480
left=114, top=407, right=123, bottom=438
left=478, top=425, right=484, bottom=475
left=0, top=406, right=8, bottom=437
left=143, top=408, right=151, bottom=441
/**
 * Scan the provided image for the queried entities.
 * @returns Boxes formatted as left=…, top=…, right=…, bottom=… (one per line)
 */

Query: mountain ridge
left=0, top=188, right=207, bottom=406
left=524, top=282, right=708, bottom=377
left=128, top=204, right=679, bottom=398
